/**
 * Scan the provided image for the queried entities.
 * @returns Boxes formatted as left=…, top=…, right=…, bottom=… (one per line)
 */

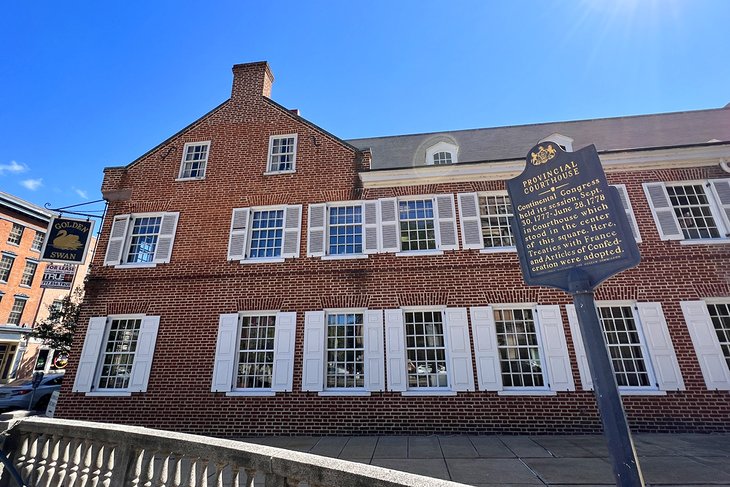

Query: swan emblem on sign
left=52, top=230, right=83, bottom=250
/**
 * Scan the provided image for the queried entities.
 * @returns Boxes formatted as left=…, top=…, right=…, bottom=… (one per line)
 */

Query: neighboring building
left=0, top=192, right=54, bottom=382
left=56, top=62, right=730, bottom=435
left=24, top=235, right=97, bottom=376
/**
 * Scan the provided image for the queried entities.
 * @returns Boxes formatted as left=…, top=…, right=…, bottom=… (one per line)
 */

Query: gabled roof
left=347, top=106, right=730, bottom=170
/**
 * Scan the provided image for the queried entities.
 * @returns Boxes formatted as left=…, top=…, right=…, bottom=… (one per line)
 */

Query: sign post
left=507, top=142, right=643, bottom=487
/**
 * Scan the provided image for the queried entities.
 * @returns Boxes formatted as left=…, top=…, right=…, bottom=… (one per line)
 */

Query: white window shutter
left=364, top=310, right=385, bottom=392
left=444, top=308, right=475, bottom=391
left=612, top=185, right=642, bottom=243
left=282, top=205, right=303, bottom=258
left=643, top=182, right=683, bottom=240
left=681, top=301, right=730, bottom=390
left=104, top=215, right=130, bottom=266
left=708, top=179, right=730, bottom=234
left=384, top=309, right=407, bottom=391
left=228, top=208, right=250, bottom=261
left=128, top=316, right=160, bottom=392
left=153, top=212, right=180, bottom=264
left=636, top=302, right=685, bottom=391
left=379, top=198, right=400, bottom=253
left=211, top=313, right=239, bottom=393
left=535, top=305, right=575, bottom=391
left=302, top=311, right=325, bottom=392
left=458, top=193, right=484, bottom=250
left=271, top=312, right=297, bottom=392
left=72, top=317, right=107, bottom=393
left=469, top=306, right=502, bottom=391
left=435, top=194, right=459, bottom=251
left=566, top=304, right=593, bottom=390
left=363, top=200, right=380, bottom=254
left=307, top=204, right=327, bottom=257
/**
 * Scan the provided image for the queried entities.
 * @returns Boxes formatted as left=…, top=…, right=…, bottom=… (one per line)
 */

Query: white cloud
left=74, top=188, right=89, bottom=199
left=21, top=178, right=43, bottom=190
left=0, top=160, right=28, bottom=175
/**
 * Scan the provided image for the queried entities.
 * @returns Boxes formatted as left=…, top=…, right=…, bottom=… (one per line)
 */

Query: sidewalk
left=240, top=433, right=730, bottom=486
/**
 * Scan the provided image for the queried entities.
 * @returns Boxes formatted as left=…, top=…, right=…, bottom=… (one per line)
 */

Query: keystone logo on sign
left=506, top=143, right=640, bottom=292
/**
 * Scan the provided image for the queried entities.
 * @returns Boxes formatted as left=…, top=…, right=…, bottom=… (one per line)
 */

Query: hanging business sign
left=506, top=143, right=640, bottom=291
left=40, top=217, right=95, bottom=264
left=41, top=263, right=76, bottom=289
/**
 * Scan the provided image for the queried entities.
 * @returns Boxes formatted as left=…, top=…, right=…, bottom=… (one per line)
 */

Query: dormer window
left=425, top=141, right=459, bottom=166
left=539, top=133, right=573, bottom=152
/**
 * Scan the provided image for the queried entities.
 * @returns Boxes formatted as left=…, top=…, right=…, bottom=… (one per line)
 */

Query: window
left=597, top=306, right=653, bottom=387
left=328, top=206, right=363, bottom=255
left=425, top=141, right=459, bottom=166
left=405, top=310, right=448, bottom=389
left=227, top=205, right=302, bottom=262
left=567, top=302, right=685, bottom=392
left=212, top=312, right=297, bottom=395
left=267, top=134, right=298, bottom=173
left=73, top=315, right=159, bottom=394
left=432, top=152, right=453, bottom=165
left=19, top=260, right=38, bottom=287
left=8, top=297, right=27, bottom=325
left=103, top=212, right=179, bottom=267
left=399, top=200, right=436, bottom=251
left=680, top=300, right=730, bottom=391
left=326, top=312, right=364, bottom=389
left=643, top=179, right=730, bottom=242
left=49, top=299, right=64, bottom=316
left=379, top=195, right=458, bottom=254
left=302, top=310, right=384, bottom=394
left=479, top=194, right=515, bottom=249
left=494, top=308, right=545, bottom=388
left=31, top=232, right=45, bottom=252
left=236, top=314, right=276, bottom=389
left=0, top=254, right=15, bottom=282
left=178, top=141, right=210, bottom=179
left=471, top=305, right=574, bottom=393
left=307, top=201, right=379, bottom=258
left=7, top=223, right=23, bottom=245
left=96, top=317, right=142, bottom=390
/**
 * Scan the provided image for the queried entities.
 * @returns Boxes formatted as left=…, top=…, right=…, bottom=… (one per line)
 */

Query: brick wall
left=55, top=63, right=730, bottom=436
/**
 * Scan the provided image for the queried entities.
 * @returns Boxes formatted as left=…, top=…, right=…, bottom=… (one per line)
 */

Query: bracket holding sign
left=508, top=142, right=644, bottom=487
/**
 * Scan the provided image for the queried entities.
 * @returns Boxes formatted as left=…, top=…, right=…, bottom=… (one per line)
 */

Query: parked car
left=0, top=373, right=64, bottom=412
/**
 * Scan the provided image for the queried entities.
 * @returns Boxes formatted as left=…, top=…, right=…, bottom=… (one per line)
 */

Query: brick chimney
left=231, top=61, right=274, bottom=101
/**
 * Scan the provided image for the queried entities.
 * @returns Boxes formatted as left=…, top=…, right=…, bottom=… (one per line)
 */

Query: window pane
left=328, top=206, right=363, bottom=255
left=325, top=313, right=364, bottom=388
left=666, top=185, right=721, bottom=239
left=268, top=136, right=296, bottom=172
left=495, top=308, right=544, bottom=388
left=97, top=318, right=142, bottom=390
left=236, top=315, right=276, bottom=388
left=180, top=143, right=209, bottom=178
left=405, top=311, right=448, bottom=388
left=248, top=210, right=284, bottom=258
left=597, top=306, right=651, bottom=387
left=126, top=216, right=162, bottom=263
left=479, top=194, right=515, bottom=248
left=707, top=303, right=730, bottom=370
left=8, top=224, right=23, bottom=245
left=399, top=200, right=436, bottom=251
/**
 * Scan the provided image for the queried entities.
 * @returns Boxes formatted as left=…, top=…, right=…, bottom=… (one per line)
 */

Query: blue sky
left=2, top=1, right=728, bottom=213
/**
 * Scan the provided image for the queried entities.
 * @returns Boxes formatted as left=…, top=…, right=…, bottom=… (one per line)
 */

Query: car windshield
left=4, top=378, right=32, bottom=387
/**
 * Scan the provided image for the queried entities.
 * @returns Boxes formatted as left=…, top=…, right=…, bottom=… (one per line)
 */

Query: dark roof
left=346, top=106, right=730, bottom=170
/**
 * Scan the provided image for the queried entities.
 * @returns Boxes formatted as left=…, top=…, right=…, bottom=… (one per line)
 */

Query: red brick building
left=56, top=62, right=730, bottom=435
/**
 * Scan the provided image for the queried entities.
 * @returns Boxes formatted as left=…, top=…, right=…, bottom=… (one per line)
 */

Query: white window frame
left=322, top=308, right=368, bottom=393
left=73, top=314, right=160, bottom=397
left=19, top=259, right=38, bottom=287
left=318, top=202, right=368, bottom=260
left=104, top=212, right=180, bottom=268
left=401, top=306, right=453, bottom=394
left=7, top=223, right=23, bottom=246
left=31, top=231, right=45, bottom=252
left=177, top=141, right=211, bottom=180
left=231, top=311, right=278, bottom=394
left=539, top=133, right=573, bottom=152
left=228, top=205, right=302, bottom=263
left=643, top=179, right=730, bottom=244
left=425, top=141, right=458, bottom=165
left=0, top=253, right=15, bottom=283
left=385, top=194, right=458, bottom=256
left=478, top=191, right=517, bottom=253
left=265, top=134, right=298, bottom=174
left=7, top=296, right=28, bottom=326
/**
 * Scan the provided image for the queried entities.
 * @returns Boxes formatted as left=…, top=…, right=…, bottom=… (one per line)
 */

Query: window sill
left=395, top=250, right=444, bottom=257
left=498, top=390, right=556, bottom=396
left=225, top=390, right=276, bottom=397
left=679, top=238, right=730, bottom=246
left=114, top=263, right=158, bottom=269
left=19, top=285, right=31, bottom=289
left=263, top=170, right=296, bottom=176
left=239, top=258, right=285, bottom=264
left=619, top=389, right=666, bottom=396
left=320, top=254, right=368, bottom=261
left=479, top=247, right=517, bottom=254
left=401, top=390, right=457, bottom=397
left=84, top=391, right=132, bottom=397
left=6, top=243, right=19, bottom=247
left=175, top=176, right=206, bottom=182
left=318, top=390, right=371, bottom=397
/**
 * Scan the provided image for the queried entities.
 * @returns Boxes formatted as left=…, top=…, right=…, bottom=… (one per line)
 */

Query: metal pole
left=569, top=270, right=644, bottom=487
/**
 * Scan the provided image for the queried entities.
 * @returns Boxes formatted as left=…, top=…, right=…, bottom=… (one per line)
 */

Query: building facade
left=56, top=62, right=730, bottom=435
left=0, top=192, right=54, bottom=382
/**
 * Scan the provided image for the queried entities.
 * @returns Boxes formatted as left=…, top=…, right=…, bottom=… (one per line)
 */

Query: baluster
left=170, top=454, right=183, bottom=487
left=212, top=462, right=225, bottom=487
left=12, top=434, right=31, bottom=480
left=66, top=437, right=83, bottom=487
left=243, top=469, right=257, bottom=487
left=78, top=439, right=95, bottom=487
left=51, top=436, right=71, bottom=487
left=185, top=458, right=198, bottom=487
left=37, top=434, right=61, bottom=486
left=33, top=433, right=50, bottom=485
left=129, top=448, right=147, bottom=487
left=196, top=459, right=209, bottom=487
left=90, top=444, right=112, bottom=487
left=158, top=452, right=172, bottom=487
left=100, top=445, right=115, bottom=487
left=19, top=432, right=39, bottom=484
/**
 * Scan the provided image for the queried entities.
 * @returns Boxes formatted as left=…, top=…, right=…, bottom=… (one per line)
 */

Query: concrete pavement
left=240, top=433, right=730, bottom=486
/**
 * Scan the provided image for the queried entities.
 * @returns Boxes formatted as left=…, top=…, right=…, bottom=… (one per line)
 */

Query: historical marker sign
left=506, top=143, right=640, bottom=291
left=40, top=216, right=95, bottom=264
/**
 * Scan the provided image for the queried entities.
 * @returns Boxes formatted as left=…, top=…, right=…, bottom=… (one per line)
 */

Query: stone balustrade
left=0, top=417, right=464, bottom=487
